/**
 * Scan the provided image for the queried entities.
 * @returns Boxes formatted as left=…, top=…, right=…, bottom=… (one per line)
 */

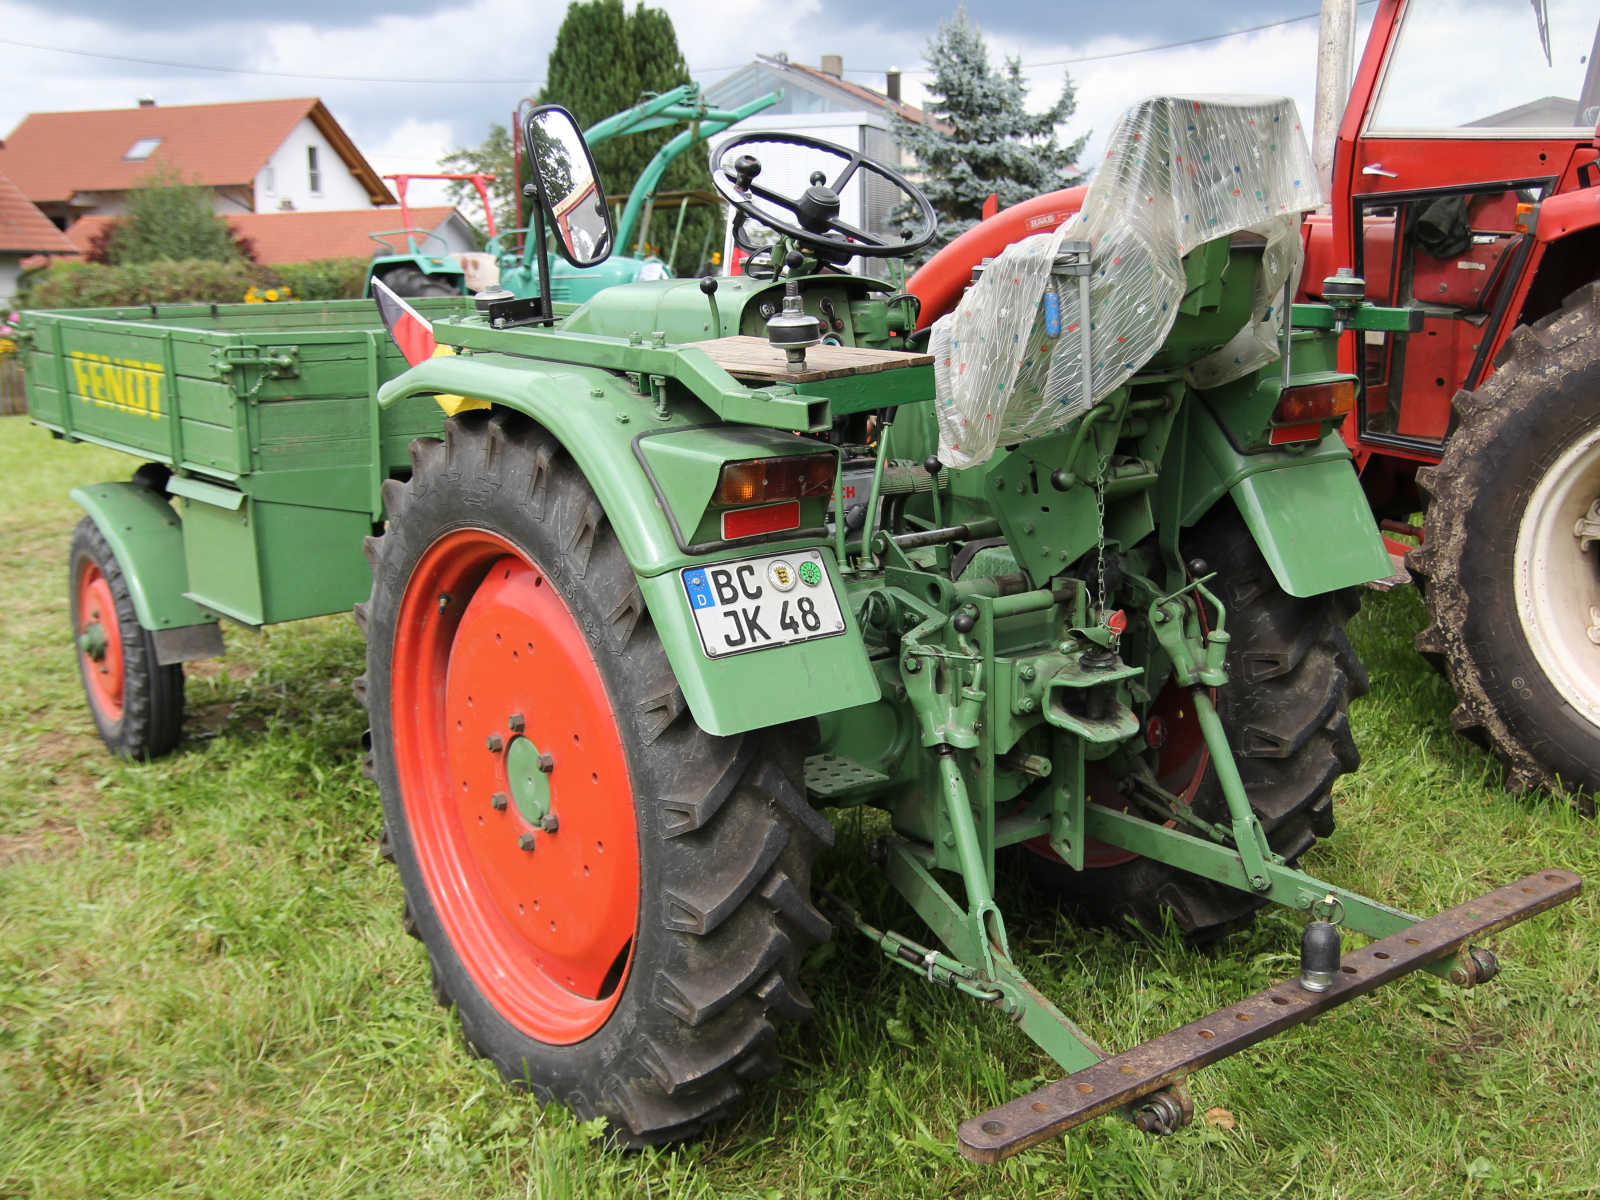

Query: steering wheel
left=711, top=131, right=937, bottom=261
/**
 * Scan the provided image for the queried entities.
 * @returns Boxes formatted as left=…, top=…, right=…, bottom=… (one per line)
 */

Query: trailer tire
left=68, top=517, right=186, bottom=759
left=358, top=408, right=832, bottom=1145
left=1024, top=497, right=1367, bottom=941
left=1409, top=281, right=1600, bottom=809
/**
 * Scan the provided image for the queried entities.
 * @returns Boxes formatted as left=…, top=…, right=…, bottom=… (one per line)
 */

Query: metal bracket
left=958, top=869, right=1581, bottom=1162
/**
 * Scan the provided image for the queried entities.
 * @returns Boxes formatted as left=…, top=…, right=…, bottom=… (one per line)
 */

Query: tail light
left=1272, top=380, right=1355, bottom=425
left=713, top=452, right=836, bottom=508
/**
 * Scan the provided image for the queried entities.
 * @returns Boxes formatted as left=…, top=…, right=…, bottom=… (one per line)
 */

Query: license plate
left=681, top=549, right=846, bottom=658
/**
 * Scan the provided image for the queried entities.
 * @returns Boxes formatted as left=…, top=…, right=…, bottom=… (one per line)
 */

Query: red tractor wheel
left=68, top=517, right=185, bottom=758
left=358, top=409, right=833, bottom=1145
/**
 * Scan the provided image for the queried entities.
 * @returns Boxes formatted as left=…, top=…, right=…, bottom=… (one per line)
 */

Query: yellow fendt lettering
left=68, top=351, right=163, bottom=419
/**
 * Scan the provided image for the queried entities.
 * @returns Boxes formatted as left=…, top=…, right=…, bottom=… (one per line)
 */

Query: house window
left=263, top=166, right=276, bottom=194
left=307, top=146, right=321, bottom=195
left=124, top=137, right=163, bottom=161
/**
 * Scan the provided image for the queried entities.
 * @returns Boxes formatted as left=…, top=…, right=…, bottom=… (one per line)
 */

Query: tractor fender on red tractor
left=905, top=187, right=1087, bottom=330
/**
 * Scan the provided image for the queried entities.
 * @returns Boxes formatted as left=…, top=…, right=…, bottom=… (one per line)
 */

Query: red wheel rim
left=1022, top=679, right=1210, bottom=869
left=76, top=561, right=126, bottom=723
left=390, top=529, right=640, bottom=1044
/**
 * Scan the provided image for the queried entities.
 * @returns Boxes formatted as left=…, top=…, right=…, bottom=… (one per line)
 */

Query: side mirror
left=523, top=105, right=613, bottom=268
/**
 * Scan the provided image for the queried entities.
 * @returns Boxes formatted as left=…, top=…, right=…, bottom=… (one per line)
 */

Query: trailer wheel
left=357, top=409, right=832, bottom=1145
left=1410, top=281, right=1600, bottom=807
left=377, top=266, right=460, bottom=298
left=68, top=517, right=185, bottom=759
left=1024, top=498, right=1367, bottom=940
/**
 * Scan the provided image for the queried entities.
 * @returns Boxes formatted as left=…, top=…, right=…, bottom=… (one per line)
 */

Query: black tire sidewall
left=1442, top=372, right=1600, bottom=790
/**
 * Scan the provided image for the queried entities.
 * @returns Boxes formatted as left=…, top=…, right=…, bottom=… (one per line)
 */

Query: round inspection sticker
left=798, top=560, right=823, bottom=587
left=768, top=560, right=797, bottom=592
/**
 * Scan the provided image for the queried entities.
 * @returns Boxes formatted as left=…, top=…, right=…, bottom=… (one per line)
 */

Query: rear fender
left=70, top=482, right=223, bottom=657
left=1177, top=402, right=1391, bottom=598
left=376, top=353, right=880, bottom=736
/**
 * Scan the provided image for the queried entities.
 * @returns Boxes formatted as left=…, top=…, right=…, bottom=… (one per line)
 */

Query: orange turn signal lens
left=713, top=452, right=836, bottom=508
left=1272, top=380, right=1355, bottom=426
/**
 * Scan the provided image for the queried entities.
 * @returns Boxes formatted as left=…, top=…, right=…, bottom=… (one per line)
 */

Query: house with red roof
left=0, top=97, right=396, bottom=229
left=0, top=171, right=76, bottom=303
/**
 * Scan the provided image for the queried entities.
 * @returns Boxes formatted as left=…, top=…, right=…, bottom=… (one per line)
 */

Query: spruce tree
left=891, top=8, right=1089, bottom=262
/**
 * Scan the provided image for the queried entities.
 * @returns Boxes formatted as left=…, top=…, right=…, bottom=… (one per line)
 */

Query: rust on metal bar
left=958, top=869, right=1581, bottom=1164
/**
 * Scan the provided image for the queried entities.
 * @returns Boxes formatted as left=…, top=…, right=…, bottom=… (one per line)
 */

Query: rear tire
left=358, top=408, right=833, bottom=1144
left=1025, top=498, right=1367, bottom=940
left=68, top=517, right=185, bottom=759
left=1410, top=281, right=1600, bottom=807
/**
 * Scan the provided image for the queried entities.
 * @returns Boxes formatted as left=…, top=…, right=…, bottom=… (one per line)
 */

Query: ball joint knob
left=1299, top=920, right=1341, bottom=992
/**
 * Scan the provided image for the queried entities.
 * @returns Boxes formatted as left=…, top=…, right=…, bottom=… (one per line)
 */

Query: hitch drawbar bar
left=958, top=869, right=1582, bottom=1163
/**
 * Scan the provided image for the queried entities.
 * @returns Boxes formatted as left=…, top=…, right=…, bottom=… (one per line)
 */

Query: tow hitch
left=957, top=868, right=1581, bottom=1162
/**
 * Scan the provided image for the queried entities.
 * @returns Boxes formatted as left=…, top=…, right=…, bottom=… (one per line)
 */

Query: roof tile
left=0, top=171, right=76, bottom=254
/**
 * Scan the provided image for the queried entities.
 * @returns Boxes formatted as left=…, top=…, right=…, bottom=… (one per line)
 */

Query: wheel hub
left=75, top=562, right=125, bottom=721
left=1514, top=427, right=1600, bottom=729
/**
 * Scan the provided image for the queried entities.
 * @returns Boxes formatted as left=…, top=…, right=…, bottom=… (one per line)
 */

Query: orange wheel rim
left=391, top=529, right=640, bottom=1044
left=76, top=561, right=126, bottom=723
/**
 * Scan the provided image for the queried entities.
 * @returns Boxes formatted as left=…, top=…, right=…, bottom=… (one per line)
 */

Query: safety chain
left=1093, top=459, right=1119, bottom=655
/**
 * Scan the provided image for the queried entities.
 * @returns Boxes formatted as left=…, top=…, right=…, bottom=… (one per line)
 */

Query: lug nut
left=486, top=733, right=503, bottom=753
left=537, top=752, right=555, bottom=773
left=518, top=833, right=536, bottom=851
left=508, top=713, right=525, bottom=732
left=540, top=813, right=559, bottom=833
left=491, top=792, right=508, bottom=811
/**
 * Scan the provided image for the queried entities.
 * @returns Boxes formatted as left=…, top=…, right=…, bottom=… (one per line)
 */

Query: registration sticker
left=681, top=549, right=846, bottom=658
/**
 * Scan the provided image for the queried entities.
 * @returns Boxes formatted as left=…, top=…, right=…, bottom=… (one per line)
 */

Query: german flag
left=372, top=277, right=436, bottom=367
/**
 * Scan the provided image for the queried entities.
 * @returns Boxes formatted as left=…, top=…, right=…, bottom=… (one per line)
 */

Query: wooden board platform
left=699, top=335, right=933, bottom=385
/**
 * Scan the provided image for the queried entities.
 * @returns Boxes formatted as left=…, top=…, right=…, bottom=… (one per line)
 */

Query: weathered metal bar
left=889, top=518, right=1001, bottom=551
left=957, top=868, right=1582, bottom=1163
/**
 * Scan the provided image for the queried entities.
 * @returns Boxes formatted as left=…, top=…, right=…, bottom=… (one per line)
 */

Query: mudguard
left=1180, top=403, right=1392, bottom=598
left=70, top=481, right=221, bottom=633
left=376, top=352, right=880, bottom=737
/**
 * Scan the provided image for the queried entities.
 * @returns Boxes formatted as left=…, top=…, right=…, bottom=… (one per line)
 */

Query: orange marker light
left=713, top=452, right=836, bottom=508
left=1272, top=380, right=1355, bottom=426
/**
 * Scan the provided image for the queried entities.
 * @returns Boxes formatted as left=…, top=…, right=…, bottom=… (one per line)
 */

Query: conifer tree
left=892, top=8, right=1089, bottom=261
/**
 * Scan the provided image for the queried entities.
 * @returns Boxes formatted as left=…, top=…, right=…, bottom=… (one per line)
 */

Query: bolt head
left=1451, top=969, right=1467, bottom=985
left=518, top=833, right=537, bottom=851
left=537, top=752, right=555, bottom=773
left=508, top=713, right=525, bottom=732
left=491, top=792, right=508, bottom=811
left=540, top=813, right=559, bottom=833
left=486, top=733, right=503, bottom=753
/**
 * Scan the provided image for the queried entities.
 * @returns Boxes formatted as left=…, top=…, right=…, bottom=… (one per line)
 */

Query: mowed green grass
left=1, top=413, right=1596, bottom=1200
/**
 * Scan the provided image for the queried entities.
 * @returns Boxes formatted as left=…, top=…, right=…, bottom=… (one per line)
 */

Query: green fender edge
left=377, top=353, right=880, bottom=737
left=1229, top=460, right=1394, bottom=598
left=70, top=482, right=219, bottom=632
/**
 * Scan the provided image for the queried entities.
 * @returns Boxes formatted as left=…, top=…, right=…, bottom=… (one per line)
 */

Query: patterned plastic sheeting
left=930, top=94, right=1321, bottom=469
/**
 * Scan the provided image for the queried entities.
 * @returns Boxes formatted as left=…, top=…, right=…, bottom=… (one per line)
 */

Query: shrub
left=92, top=163, right=256, bottom=266
left=17, top=257, right=372, bottom=310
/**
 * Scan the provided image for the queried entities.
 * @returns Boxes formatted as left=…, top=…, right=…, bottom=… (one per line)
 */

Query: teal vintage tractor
left=24, top=97, right=1580, bottom=1157
left=490, top=83, right=780, bottom=304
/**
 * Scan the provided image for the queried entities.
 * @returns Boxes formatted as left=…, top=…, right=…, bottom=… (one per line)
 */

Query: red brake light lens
left=713, top=452, right=836, bottom=508
left=1272, top=380, right=1355, bottom=425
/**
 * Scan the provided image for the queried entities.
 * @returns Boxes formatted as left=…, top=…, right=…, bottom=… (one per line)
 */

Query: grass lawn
left=1, top=412, right=1596, bottom=1199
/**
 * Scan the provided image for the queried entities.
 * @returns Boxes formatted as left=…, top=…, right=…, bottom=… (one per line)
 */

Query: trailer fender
left=69, top=482, right=224, bottom=661
left=376, top=352, right=881, bottom=736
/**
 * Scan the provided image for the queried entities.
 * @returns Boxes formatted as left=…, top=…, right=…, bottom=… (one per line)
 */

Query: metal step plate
left=805, top=753, right=890, bottom=798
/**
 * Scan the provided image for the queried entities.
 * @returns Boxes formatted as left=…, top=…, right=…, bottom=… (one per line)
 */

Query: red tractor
left=911, top=0, right=1600, bottom=804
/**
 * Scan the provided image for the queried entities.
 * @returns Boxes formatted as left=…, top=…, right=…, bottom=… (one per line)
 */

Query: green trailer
left=20, top=98, right=1582, bottom=1160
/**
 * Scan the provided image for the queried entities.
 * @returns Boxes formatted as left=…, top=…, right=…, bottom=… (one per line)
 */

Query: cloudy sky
left=0, top=0, right=1375, bottom=209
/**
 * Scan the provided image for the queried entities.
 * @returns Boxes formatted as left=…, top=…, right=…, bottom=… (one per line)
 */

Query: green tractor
left=24, top=97, right=1580, bottom=1157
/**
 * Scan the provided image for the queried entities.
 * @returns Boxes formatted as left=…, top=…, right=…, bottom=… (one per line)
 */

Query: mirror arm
left=528, top=183, right=557, bottom=328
